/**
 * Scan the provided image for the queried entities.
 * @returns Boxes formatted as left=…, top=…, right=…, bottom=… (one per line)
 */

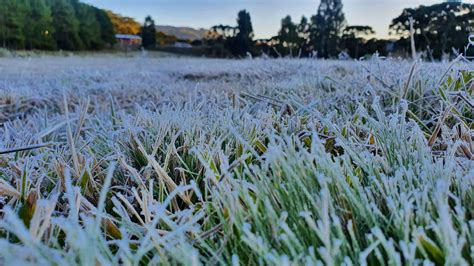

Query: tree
left=208, top=25, right=238, bottom=41
left=390, top=2, right=474, bottom=59
left=310, top=0, right=347, bottom=58
left=95, top=8, right=116, bottom=48
left=106, top=11, right=141, bottom=35
left=48, top=0, right=83, bottom=50
left=342, top=25, right=375, bottom=58
left=0, top=0, right=115, bottom=51
left=297, top=16, right=311, bottom=55
left=277, top=16, right=300, bottom=55
left=206, top=24, right=237, bottom=57
left=232, top=10, right=254, bottom=56
left=24, top=0, right=56, bottom=50
left=0, top=0, right=27, bottom=49
left=207, top=10, right=254, bottom=57
left=141, top=16, right=156, bottom=48
left=156, top=31, right=178, bottom=45
left=272, top=15, right=311, bottom=57
left=72, top=1, right=102, bottom=50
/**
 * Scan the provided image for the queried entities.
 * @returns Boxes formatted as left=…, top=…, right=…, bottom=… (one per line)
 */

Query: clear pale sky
left=83, top=0, right=473, bottom=39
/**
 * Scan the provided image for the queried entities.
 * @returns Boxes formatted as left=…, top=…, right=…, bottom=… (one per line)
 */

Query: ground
left=0, top=55, right=473, bottom=265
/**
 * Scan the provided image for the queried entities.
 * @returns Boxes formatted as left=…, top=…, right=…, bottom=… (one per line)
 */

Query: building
left=115, top=34, right=142, bottom=48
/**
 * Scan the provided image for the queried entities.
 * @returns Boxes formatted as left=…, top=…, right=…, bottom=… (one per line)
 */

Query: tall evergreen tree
left=310, top=0, right=346, bottom=58
left=141, top=16, right=156, bottom=48
left=232, top=10, right=254, bottom=56
left=48, top=0, right=83, bottom=50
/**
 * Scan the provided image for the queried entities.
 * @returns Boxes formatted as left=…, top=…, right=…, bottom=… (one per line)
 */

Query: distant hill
left=155, top=26, right=209, bottom=41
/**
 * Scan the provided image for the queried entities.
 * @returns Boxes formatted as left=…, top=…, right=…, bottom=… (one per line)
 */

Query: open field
left=0, top=55, right=473, bottom=265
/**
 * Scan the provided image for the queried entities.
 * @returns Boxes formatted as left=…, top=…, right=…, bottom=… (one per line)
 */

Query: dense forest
left=0, top=0, right=115, bottom=50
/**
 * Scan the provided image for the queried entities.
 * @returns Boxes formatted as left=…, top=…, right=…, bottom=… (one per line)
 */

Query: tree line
left=391, top=2, right=474, bottom=60
left=0, top=0, right=115, bottom=50
left=204, top=0, right=474, bottom=59
left=1, top=0, right=473, bottom=59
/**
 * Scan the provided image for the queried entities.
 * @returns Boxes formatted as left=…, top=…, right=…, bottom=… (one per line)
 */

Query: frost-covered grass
left=0, top=55, right=473, bottom=265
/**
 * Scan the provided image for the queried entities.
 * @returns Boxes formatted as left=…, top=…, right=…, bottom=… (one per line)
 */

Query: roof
left=115, top=34, right=142, bottom=40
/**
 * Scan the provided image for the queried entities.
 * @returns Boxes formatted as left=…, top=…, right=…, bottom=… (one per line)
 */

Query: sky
left=83, top=0, right=473, bottom=39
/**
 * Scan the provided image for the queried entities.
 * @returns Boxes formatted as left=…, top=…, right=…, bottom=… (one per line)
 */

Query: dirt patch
left=180, top=72, right=242, bottom=82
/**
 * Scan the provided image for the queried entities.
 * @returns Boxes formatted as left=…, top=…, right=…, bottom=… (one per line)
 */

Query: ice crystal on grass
left=0, top=55, right=472, bottom=264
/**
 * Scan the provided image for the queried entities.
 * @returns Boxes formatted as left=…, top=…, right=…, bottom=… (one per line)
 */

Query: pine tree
left=141, top=16, right=156, bottom=48
left=310, top=0, right=346, bottom=58
left=232, top=10, right=254, bottom=56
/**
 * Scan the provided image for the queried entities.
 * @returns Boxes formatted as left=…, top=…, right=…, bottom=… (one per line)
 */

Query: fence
left=466, top=34, right=474, bottom=59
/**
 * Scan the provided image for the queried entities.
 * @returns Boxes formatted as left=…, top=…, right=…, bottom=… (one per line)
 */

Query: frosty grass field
left=0, top=55, right=473, bottom=265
